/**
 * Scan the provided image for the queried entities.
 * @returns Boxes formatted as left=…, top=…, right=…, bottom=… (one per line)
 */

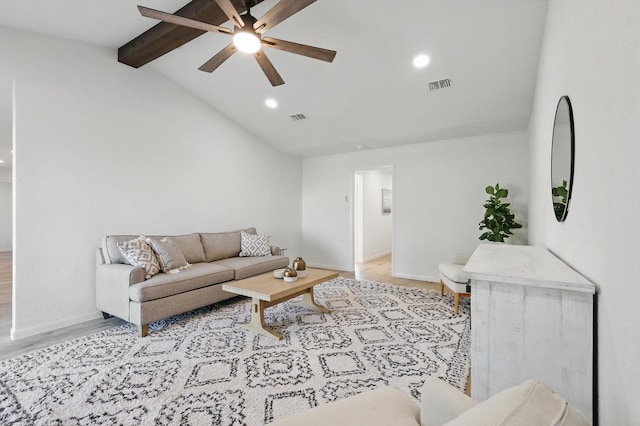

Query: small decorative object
left=478, top=183, right=523, bottom=242
left=283, top=267, right=298, bottom=283
left=292, top=257, right=307, bottom=277
left=273, top=268, right=286, bottom=279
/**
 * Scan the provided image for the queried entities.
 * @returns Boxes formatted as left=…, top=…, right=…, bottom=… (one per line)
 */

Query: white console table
left=463, top=244, right=595, bottom=423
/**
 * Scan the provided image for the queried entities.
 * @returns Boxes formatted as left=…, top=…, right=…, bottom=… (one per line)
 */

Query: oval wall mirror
left=551, top=95, right=575, bottom=222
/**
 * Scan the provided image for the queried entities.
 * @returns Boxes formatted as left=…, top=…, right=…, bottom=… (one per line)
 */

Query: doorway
left=353, top=167, right=394, bottom=278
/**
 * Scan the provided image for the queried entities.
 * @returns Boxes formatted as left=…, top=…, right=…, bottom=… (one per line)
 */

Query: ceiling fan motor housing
left=236, top=13, right=258, bottom=32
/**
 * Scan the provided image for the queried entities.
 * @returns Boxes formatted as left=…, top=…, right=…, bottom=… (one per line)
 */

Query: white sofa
left=269, top=377, right=591, bottom=426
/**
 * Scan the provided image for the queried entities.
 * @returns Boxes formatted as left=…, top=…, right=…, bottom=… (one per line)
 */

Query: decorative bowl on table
left=273, top=268, right=286, bottom=279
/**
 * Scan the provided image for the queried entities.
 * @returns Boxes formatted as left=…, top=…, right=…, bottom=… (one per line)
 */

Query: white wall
left=0, top=76, right=12, bottom=252
left=528, top=2, right=640, bottom=424
left=0, top=181, right=10, bottom=252
left=303, top=131, right=528, bottom=280
left=360, top=168, right=392, bottom=262
left=0, top=26, right=302, bottom=339
left=0, top=167, right=10, bottom=253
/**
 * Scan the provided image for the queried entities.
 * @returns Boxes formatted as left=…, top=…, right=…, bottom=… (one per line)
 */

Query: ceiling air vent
left=290, top=113, right=307, bottom=121
left=429, top=78, right=452, bottom=91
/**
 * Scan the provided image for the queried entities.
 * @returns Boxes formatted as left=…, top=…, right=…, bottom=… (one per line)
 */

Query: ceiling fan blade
left=198, top=43, right=238, bottom=72
left=138, top=5, right=232, bottom=35
left=262, top=37, right=336, bottom=63
left=214, top=0, right=245, bottom=28
left=254, top=0, right=317, bottom=34
left=253, top=50, right=285, bottom=86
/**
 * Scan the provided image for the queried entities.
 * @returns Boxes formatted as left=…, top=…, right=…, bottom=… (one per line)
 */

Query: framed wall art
left=382, top=188, right=392, bottom=214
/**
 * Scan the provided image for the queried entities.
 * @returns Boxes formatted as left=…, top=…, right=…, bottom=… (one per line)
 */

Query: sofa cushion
left=167, top=233, right=206, bottom=264
left=104, top=234, right=205, bottom=265
left=103, top=235, right=139, bottom=264
left=146, top=238, right=191, bottom=273
left=117, top=237, right=161, bottom=279
left=268, top=386, right=420, bottom=426
left=439, top=263, right=469, bottom=284
left=200, top=227, right=256, bottom=262
left=239, top=230, right=272, bottom=257
left=129, top=263, right=235, bottom=303
left=445, top=380, right=591, bottom=426
left=214, top=255, right=290, bottom=280
left=420, top=377, right=477, bottom=426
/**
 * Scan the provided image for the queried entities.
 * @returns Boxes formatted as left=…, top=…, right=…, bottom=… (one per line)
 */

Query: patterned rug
left=0, top=278, right=471, bottom=425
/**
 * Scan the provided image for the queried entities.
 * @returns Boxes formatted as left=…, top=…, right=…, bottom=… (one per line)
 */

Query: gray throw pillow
left=147, top=237, right=191, bottom=273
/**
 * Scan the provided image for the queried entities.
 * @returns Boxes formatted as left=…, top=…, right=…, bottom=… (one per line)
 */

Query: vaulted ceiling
left=0, top=0, right=548, bottom=158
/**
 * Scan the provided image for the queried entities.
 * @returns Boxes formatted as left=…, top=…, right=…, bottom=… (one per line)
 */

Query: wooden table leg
left=290, top=288, right=330, bottom=313
left=237, top=298, right=283, bottom=340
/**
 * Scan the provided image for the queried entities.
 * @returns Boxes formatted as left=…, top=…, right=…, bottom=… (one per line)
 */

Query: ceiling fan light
left=234, top=31, right=261, bottom=54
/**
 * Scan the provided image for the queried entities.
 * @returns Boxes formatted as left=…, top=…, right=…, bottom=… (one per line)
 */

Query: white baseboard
left=306, top=262, right=353, bottom=273
left=10, top=311, right=102, bottom=340
left=393, top=272, right=440, bottom=283
left=362, top=250, right=391, bottom=263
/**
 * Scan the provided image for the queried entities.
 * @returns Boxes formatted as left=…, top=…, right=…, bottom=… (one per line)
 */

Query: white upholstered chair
left=269, top=377, right=591, bottom=426
left=438, top=262, right=470, bottom=315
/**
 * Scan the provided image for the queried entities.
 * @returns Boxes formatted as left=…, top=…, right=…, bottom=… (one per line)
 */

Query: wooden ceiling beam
left=118, top=0, right=266, bottom=69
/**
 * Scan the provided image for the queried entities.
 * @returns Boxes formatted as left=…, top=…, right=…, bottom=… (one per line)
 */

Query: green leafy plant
left=478, top=183, right=523, bottom=242
left=552, top=180, right=568, bottom=219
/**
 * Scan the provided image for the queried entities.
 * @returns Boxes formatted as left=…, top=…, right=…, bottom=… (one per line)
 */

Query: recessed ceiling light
left=413, top=54, right=430, bottom=69
left=265, top=98, right=278, bottom=109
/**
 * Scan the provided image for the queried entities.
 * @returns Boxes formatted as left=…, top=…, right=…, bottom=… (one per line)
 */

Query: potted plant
left=552, top=179, right=568, bottom=220
left=478, top=183, right=522, bottom=242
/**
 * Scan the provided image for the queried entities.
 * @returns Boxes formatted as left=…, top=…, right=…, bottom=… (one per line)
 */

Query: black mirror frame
left=551, top=95, right=575, bottom=222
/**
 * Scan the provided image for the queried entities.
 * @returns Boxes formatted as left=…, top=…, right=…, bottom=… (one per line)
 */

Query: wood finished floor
left=0, top=253, right=469, bottom=393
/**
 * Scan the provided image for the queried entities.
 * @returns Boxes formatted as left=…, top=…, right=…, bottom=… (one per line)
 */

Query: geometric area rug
left=0, top=277, right=471, bottom=425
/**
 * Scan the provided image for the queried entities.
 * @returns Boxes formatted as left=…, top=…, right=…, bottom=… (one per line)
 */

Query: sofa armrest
left=96, top=263, right=145, bottom=321
left=96, top=248, right=106, bottom=267
left=420, top=377, right=477, bottom=426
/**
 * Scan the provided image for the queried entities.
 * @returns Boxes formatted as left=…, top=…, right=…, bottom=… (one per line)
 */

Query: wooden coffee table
left=222, top=268, right=339, bottom=340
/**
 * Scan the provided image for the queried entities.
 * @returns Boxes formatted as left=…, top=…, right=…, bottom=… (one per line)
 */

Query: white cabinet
left=464, top=244, right=595, bottom=423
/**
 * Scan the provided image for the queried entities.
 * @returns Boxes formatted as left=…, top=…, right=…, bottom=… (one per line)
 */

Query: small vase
left=283, top=267, right=298, bottom=283
left=293, top=257, right=307, bottom=277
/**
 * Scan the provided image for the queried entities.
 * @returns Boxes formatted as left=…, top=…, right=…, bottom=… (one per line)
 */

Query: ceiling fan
left=138, top=0, right=337, bottom=86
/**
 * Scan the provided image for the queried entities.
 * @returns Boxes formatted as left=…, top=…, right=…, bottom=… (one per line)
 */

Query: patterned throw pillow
left=117, top=237, right=161, bottom=279
left=239, top=231, right=272, bottom=257
left=146, top=237, right=191, bottom=274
